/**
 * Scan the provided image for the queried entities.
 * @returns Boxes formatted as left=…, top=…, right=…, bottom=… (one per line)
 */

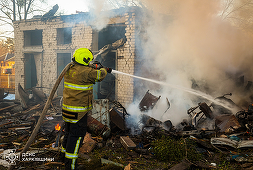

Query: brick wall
left=14, top=11, right=137, bottom=108
left=116, top=12, right=136, bottom=107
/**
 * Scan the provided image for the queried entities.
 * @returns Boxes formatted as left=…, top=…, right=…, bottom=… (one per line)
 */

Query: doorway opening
left=57, top=53, right=71, bottom=95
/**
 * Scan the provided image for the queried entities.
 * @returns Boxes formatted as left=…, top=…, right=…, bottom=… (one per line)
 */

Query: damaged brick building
left=13, top=7, right=142, bottom=107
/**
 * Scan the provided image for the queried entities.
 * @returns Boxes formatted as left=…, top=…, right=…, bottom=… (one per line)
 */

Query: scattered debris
left=120, top=136, right=136, bottom=150
left=17, top=83, right=29, bottom=109
left=41, top=4, right=59, bottom=21
left=139, top=90, right=161, bottom=112
left=215, top=114, right=241, bottom=133
left=168, top=159, right=191, bottom=170
left=101, top=158, right=124, bottom=167
left=0, top=86, right=253, bottom=170
left=79, top=133, right=97, bottom=154
left=0, top=88, right=8, bottom=101
left=211, top=137, right=253, bottom=150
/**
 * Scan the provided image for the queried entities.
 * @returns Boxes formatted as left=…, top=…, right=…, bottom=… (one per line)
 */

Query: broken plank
left=44, top=162, right=64, bottom=166
left=23, top=103, right=43, bottom=114
left=101, top=158, right=124, bottom=167
left=0, top=121, right=14, bottom=128
left=8, top=126, right=31, bottom=130
left=0, top=122, right=33, bottom=129
left=18, top=83, right=29, bottom=109
left=0, top=104, right=18, bottom=112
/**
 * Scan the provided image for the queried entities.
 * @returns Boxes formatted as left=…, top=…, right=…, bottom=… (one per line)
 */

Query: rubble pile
left=0, top=87, right=253, bottom=170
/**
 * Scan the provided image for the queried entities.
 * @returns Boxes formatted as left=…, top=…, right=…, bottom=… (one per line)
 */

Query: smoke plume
left=127, top=0, right=253, bottom=125
left=88, top=0, right=253, bottom=126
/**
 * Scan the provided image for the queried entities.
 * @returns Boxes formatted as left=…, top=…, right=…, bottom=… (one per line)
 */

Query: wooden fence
left=0, top=75, right=15, bottom=92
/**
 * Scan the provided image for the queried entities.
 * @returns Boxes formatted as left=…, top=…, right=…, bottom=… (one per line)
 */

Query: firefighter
left=60, top=48, right=111, bottom=170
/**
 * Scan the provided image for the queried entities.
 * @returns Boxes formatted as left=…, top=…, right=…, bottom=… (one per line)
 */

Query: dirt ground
left=0, top=130, right=252, bottom=170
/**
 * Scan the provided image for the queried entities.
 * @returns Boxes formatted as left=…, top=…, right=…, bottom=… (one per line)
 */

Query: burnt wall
left=14, top=9, right=138, bottom=108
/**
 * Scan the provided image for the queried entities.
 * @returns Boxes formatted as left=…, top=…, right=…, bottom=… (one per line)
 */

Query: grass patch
left=151, top=136, right=202, bottom=163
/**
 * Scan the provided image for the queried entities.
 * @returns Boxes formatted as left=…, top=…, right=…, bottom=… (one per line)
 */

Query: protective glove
left=105, top=67, right=112, bottom=73
left=90, top=61, right=103, bottom=69
left=93, top=60, right=101, bottom=65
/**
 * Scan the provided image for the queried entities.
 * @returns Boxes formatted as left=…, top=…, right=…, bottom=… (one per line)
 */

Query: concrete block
left=120, top=136, right=136, bottom=150
left=79, top=133, right=96, bottom=153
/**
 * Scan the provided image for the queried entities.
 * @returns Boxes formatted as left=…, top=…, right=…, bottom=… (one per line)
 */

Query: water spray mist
left=112, top=69, right=237, bottom=112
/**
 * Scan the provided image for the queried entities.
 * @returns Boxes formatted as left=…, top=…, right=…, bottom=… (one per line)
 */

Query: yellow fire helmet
left=73, top=48, right=93, bottom=65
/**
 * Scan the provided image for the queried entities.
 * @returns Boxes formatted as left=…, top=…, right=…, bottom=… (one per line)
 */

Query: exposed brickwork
left=116, top=12, right=136, bottom=106
left=14, top=11, right=137, bottom=108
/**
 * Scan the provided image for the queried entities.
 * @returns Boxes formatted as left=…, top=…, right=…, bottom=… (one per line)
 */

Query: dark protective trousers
left=61, top=113, right=87, bottom=170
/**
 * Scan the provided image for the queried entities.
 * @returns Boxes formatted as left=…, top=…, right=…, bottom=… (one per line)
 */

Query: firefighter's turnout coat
left=61, top=63, right=107, bottom=170
left=62, top=63, right=107, bottom=123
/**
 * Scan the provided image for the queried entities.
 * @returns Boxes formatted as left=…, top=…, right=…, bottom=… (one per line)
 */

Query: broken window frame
left=24, top=30, right=43, bottom=47
left=57, top=27, right=72, bottom=45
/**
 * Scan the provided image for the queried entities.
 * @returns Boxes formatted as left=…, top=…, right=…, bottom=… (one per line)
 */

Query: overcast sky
left=0, top=0, right=91, bottom=38
left=47, top=0, right=90, bottom=15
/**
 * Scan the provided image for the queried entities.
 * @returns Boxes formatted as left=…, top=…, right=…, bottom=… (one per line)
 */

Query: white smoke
left=127, top=0, right=253, bottom=126
left=87, top=0, right=253, bottom=127
left=85, top=0, right=110, bottom=30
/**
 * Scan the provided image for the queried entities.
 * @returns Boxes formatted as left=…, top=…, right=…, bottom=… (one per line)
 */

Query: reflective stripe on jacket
left=62, top=63, right=107, bottom=122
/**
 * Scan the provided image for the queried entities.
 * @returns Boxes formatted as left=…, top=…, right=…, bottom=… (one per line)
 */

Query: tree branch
left=221, top=0, right=234, bottom=18
left=223, top=0, right=253, bottom=20
left=17, top=2, right=22, bottom=20
left=0, top=35, right=14, bottom=38
left=0, top=15, right=13, bottom=20
left=0, top=9, right=13, bottom=21
left=24, top=0, right=26, bottom=19
left=0, top=18, right=13, bottom=25
left=25, top=0, right=34, bottom=20
left=0, top=4, right=13, bottom=12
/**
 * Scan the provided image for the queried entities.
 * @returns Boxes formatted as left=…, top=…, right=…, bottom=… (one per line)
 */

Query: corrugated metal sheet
left=91, top=99, right=110, bottom=128
left=139, top=90, right=161, bottom=112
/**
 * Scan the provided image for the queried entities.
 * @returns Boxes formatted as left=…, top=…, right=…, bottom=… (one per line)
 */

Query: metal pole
left=8, top=74, right=10, bottom=88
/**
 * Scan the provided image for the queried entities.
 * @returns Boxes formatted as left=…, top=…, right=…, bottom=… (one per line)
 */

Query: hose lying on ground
left=8, top=62, right=73, bottom=170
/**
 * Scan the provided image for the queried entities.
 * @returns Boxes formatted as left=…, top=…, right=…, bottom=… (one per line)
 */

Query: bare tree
left=0, top=38, right=14, bottom=56
left=4, top=37, right=14, bottom=53
left=106, top=0, right=142, bottom=9
left=0, top=0, right=47, bottom=38
left=221, top=0, right=253, bottom=32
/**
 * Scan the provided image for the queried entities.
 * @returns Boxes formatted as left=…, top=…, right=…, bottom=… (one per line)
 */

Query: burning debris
left=0, top=86, right=253, bottom=170
left=185, top=93, right=244, bottom=133
left=6, top=0, right=253, bottom=169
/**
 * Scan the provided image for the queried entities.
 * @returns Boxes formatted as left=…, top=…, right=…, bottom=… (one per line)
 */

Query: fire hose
left=7, top=62, right=73, bottom=170
left=8, top=60, right=111, bottom=170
